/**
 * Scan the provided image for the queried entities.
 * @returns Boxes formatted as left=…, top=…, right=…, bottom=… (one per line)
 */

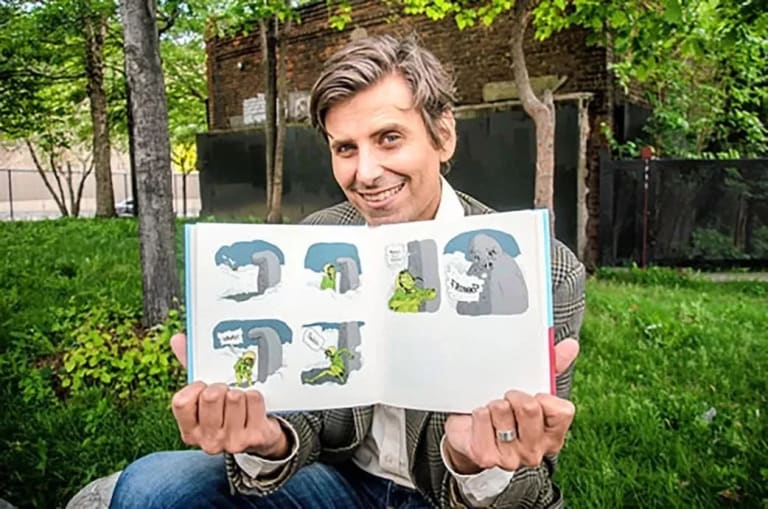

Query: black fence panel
left=600, top=157, right=768, bottom=268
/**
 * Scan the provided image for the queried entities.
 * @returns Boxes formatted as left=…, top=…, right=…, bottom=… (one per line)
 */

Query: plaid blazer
left=225, top=191, right=586, bottom=508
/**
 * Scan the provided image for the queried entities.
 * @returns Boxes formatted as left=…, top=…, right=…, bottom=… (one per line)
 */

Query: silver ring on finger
left=496, top=429, right=517, bottom=443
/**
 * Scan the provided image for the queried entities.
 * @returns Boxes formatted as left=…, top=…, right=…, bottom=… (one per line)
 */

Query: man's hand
left=169, top=333, right=291, bottom=458
left=443, top=338, right=579, bottom=475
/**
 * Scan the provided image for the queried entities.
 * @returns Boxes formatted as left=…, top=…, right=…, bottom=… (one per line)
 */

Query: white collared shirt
left=235, top=177, right=515, bottom=506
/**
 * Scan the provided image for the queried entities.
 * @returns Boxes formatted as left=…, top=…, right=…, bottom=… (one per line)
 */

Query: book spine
left=184, top=224, right=194, bottom=383
left=540, top=209, right=556, bottom=395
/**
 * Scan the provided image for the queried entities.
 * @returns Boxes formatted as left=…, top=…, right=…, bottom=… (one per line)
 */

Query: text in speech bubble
left=302, top=327, right=327, bottom=351
left=216, top=327, right=245, bottom=346
left=385, top=244, right=407, bottom=267
left=445, top=265, right=484, bottom=302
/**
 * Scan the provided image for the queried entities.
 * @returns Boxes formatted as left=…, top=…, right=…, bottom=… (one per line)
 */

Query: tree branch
left=25, top=139, right=69, bottom=216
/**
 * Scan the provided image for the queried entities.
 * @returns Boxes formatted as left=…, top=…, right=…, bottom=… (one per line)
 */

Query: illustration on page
left=214, top=241, right=284, bottom=302
left=304, top=243, right=362, bottom=295
left=384, top=239, right=440, bottom=313
left=443, top=230, right=529, bottom=315
left=300, top=321, right=364, bottom=385
left=212, top=319, right=292, bottom=387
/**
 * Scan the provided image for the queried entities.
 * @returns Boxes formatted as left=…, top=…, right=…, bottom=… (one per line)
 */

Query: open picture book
left=184, top=209, right=555, bottom=414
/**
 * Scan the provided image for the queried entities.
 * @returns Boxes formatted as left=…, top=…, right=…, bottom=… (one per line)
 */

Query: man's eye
left=382, top=133, right=401, bottom=145
left=336, top=144, right=355, bottom=155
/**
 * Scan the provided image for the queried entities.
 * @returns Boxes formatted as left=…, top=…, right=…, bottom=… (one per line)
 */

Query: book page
left=374, top=211, right=553, bottom=413
left=186, top=223, right=384, bottom=412
left=185, top=209, right=553, bottom=414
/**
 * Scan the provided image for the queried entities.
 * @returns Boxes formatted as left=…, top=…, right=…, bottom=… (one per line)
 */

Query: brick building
left=202, top=0, right=646, bottom=266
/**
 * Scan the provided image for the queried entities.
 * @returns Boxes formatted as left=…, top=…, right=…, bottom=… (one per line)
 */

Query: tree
left=266, top=16, right=291, bottom=224
left=81, top=0, right=117, bottom=217
left=23, top=95, right=96, bottom=218
left=121, top=0, right=180, bottom=326
left=204, top=0, right=304, bottom=224
left=0, top=0, right=122, bottom=217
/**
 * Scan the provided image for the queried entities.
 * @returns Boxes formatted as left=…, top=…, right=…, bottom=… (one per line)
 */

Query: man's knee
left=109, top=451, right=229, bottom=509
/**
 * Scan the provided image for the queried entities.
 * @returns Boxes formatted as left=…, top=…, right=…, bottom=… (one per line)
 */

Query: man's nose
left=355, top=148, right=384, bottom=185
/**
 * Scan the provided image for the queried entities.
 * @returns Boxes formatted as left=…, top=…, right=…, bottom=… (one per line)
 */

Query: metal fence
left=0, top=168, right=201, bottom=220
left=599, top=155, right=768, bottom=268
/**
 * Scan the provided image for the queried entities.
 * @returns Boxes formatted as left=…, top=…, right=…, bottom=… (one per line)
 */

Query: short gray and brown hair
left=310, top=33, right=456, bottom=151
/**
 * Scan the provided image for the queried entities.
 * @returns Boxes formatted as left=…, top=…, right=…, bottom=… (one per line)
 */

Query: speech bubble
left=216, top=327, right=245, bottom=346
left=302, top=327, right=326, bottom=351
left=385, top=244, right=407, bottom=267
left=445, top=265, right=485, bottom=302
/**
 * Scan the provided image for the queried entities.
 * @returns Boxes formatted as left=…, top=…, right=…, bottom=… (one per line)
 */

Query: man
left=110, top=33, right=585, bottom=508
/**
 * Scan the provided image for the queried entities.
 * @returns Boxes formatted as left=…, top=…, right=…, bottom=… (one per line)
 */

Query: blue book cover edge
left=184, top=223, right=194, bottom=384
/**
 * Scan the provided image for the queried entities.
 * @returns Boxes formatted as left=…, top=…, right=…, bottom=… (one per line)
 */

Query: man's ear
left=438, top=110, right=457, bottom=162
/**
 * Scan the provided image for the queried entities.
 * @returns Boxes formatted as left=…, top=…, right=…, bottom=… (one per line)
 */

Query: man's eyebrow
left=328, top=123, right=409, bottom=150
left=372, top=123, right=407, bottom=137
left=328, top=136, right=352, bottom=150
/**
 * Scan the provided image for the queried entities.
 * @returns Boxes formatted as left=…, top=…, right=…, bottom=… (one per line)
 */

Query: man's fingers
left=535, top=393, right=575, bottom=455
left=487, top=399, right=519, bottom=471
left=224, top=390, right=247, bottom=432
left=244, top=390, right=268, bottom=432
left=470, top=407, right=497, bottom=469
left=171, top=381, right=206, bottom=434
left=170, top=333, right=187, bottom=369
left=536, top=393, right=576, bottom=431
left=198, top=383, right=227, bottom=432
left=505, top=390, right=544, bottom=466
left=223, top=390, right=248, bottom=451
left=554, top=338, right=579, bottom=375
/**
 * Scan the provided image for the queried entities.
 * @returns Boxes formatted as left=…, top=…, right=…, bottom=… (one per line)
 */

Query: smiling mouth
left=357, top=183, right=406, bottom=203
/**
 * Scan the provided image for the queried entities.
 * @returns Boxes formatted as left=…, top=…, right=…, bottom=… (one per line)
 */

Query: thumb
left=170, top=333, right=188, bottom=370
left=554, top=338, right=579, bottom=375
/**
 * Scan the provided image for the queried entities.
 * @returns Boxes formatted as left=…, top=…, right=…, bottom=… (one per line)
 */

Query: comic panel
left=384, top=239, right=440, bottom=313
left=211, top=319, right=292, bottom=387
left=303, top=243, right=363, bottom=296
left=214, top=241, right=285, bottom=302
left=299, top=321, right=364, bottom=386
left=443, top=229, right=529, bottom=316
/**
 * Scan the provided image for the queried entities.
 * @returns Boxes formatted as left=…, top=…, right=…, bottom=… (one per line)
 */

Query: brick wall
left=207, top=1, right=612, bottom=128
left=205, top=0, right=618, bottom=265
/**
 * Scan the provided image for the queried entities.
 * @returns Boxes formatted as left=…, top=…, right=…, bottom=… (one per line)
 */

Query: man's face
left=324, top=73, right=456, bottom=225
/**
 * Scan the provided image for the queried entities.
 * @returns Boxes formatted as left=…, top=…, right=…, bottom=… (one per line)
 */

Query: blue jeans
left=109, top=450, right=432, bottom=509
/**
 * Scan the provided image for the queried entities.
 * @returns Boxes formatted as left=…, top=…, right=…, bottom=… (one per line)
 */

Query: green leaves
left=57, top=302, right=185, bottom=401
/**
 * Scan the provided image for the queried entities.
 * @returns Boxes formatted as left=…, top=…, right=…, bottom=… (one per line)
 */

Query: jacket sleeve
left=224, top=408, right=360, bottom=495
left=447, top=242, right=586, bottom=508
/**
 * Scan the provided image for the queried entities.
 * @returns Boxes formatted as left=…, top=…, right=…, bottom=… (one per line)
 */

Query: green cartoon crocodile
left=234, top=350, right=257, bottom=386
left=306, top=345, right=354, bottom=384
left=388, top=269, right=437, bottom=313
left=320, top=263, right=336, bottom=291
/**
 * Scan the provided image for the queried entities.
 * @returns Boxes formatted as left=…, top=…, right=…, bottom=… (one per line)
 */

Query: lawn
left=0, top=218, right=766, bottom=508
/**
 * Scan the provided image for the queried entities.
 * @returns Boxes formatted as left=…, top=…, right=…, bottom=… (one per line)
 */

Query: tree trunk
left=267, top=19, right=287, bottom=225
left=260, top=18, right=277, bottom=212
left=66, top=162, right=77, bottom=217
left=74, top=159, right=94, bottom=217
left=510, top=0, right=556, bottom=233
left=121, top=0, right=180, bottom=326
left=84, top=13, right=115, bottom=218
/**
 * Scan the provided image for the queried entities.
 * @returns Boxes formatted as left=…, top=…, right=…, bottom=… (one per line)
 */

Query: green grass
left=1, top=220, right=766, bottom=508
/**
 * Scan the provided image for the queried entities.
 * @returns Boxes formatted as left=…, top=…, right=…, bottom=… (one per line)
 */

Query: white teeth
left=360, top=184, right=404, bottom=202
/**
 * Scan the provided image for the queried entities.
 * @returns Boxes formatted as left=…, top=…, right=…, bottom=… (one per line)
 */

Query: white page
left=373, top=211, right=553, bottom=413
left=185, top=223, right=383, bottom=411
